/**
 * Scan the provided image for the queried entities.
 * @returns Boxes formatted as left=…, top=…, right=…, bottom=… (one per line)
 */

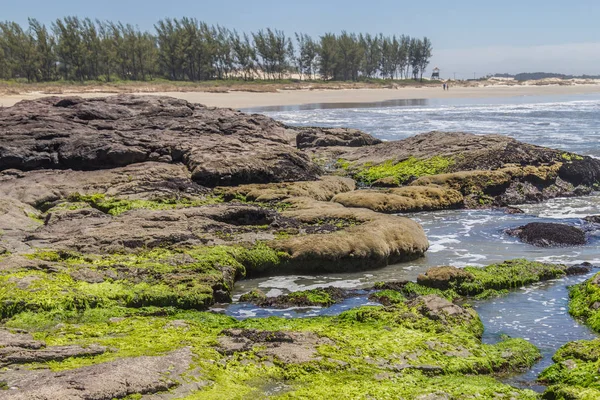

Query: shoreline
left=2, top=84, right=600, bottom=109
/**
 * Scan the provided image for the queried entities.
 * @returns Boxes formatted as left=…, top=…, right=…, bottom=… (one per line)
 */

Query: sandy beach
left=2, top=84, right=600, bottom=109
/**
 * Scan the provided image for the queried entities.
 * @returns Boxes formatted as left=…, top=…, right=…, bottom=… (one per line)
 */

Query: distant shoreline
left=2, top=82, right=600, bottom=109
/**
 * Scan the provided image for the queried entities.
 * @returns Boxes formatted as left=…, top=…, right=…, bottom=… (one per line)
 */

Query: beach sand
left=2, top=84, right=600, bottom=109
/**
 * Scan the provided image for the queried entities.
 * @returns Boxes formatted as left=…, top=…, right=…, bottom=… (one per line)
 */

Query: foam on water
left=255, top=93, right=600, bottom=157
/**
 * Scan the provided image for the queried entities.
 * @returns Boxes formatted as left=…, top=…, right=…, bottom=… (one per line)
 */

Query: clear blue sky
left=4, top=0, right=600, bottom=76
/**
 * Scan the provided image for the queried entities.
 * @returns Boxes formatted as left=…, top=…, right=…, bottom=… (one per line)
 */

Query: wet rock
left=0, top=95, right=321, bottom=186
left=564, top=263, right=593, bottom=275
left=217, top=328, right=333, bottom=364
left=246, top=287, right=353, bottom=308
left=295, top=126, right=382, bottom=149
left=417, top=266, right=474, bottom=290
left=585, top=215, right=600, bottom=224
left=239, top=289, right=267, bottom=303
left=1, top=347, right=192, bottom=400
left=506, top=222, right=587, bottom=247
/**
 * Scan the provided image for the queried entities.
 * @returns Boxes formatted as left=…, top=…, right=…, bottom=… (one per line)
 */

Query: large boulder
left=507, top=222, right=587, bottom=247
left=0, top=95, right=321, bottom=186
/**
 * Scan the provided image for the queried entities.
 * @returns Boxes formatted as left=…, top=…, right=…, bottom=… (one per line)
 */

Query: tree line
left=0, top=17, right=433, bottom=83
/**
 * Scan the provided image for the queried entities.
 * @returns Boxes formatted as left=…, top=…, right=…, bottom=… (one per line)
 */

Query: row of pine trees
left=0, top=17, right=433, bottom=83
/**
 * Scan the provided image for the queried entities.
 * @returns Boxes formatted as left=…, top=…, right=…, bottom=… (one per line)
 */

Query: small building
left=431, top=67, right=440, bottom=80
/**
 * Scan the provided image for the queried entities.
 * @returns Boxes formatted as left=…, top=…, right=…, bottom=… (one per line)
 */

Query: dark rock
left=559, top=157, right=600, bottom=186
left=248, top=286, right=352, bottom=308
left=585, top=215, right=600, bottom=224
left=507, top=222, right=587, bottom=247
left=564, top=263, right=593, bottom=275
left=0, top=95, right=321, bottom=186
left=504, top=206, right=525, bottom=214
left=295, top=126, right=382, bottom=149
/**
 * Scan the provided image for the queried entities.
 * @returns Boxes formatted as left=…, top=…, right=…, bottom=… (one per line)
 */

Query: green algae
left=540, top=339, right=600, bottom=399
left=3, top=243, right=287, bottom=318
left=418, top=259, right=568, bottom=297
left=568, top=272, right=600, bottom=332
left=353, top=156, right=454, bottom=185
left=66, top=193, right=224, bottom=216
left=4, top=302, right=540, bottom=399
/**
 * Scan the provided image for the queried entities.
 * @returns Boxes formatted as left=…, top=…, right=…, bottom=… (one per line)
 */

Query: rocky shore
left=0, top=95, right=599, bottom=399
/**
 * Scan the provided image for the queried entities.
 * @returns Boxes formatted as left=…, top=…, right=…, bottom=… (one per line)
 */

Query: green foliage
left=0, top=18, right=434, bottom=83
left=354, top=156, right=454, bottom=185
left=66, top=193, right=223, bottom=216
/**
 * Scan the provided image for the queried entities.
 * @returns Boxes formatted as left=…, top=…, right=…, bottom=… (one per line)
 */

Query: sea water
left=229, top=93, right=600, bottom=387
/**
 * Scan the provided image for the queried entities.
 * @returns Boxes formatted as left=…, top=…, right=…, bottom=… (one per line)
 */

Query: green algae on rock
left=2, top=298, right=540, bottom=399
left=417, top=260, right=572, bottom=297
left=569, top=272, right=600, bottom=333
left=539, top=339, right=600, bottom=400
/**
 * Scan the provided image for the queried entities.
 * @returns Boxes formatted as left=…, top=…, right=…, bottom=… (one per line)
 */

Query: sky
left=4, top=0, right=600, bottom=77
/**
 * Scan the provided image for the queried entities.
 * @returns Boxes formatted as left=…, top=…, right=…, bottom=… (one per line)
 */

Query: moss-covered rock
left=0, top=298, right=540, bottom=399
left=569, top=272, right=600, bottom=333
left=540, top=339, right=600, bottom=399
left=417, top=260, right=571, bottom=296
left=332, top=186, right=464, bottom=213
left=271, top=198, right=429, bottom=272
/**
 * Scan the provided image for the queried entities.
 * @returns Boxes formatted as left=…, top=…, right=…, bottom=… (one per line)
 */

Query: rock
left=585, top=215, right=600, bottom=224
left=295, top=126, right=382, bottom=149
left=271, top=198, right=429, bottom=272
left=217, top=328, right=333, bottom=364
left=564, top=263, right=593, bottom=275
left=1, top=347, right=192, bottom=400
left=0, top=95, right=321, bottom=186
left=0, top=329, right=44, bottom=350
left=318, top=131, right=600, bottom=207
left=506, top=222, right=587, bottom=247
left=248, top=287, right=353, bottom=308
left=239, top=289, right=267, bottom=303
left=408, top=295, right=475, bottom=325
left=0, top=162, right=208, bottom=209
left=417, top=266, right=474, bottom=290
left=332, top=186, right=464, bottom=214
left=0, top=344, right=106, bottom=366
left=217, top=176, right=355, bottom=203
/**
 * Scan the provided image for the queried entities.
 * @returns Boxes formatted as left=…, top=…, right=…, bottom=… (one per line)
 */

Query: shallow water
left=474, top=272, right=598, bottom=390
left=231, top=94, right=600, bottom=388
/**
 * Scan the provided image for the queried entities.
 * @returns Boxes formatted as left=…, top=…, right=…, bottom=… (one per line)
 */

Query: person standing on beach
left=442, top=83, right=446, bottom=90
